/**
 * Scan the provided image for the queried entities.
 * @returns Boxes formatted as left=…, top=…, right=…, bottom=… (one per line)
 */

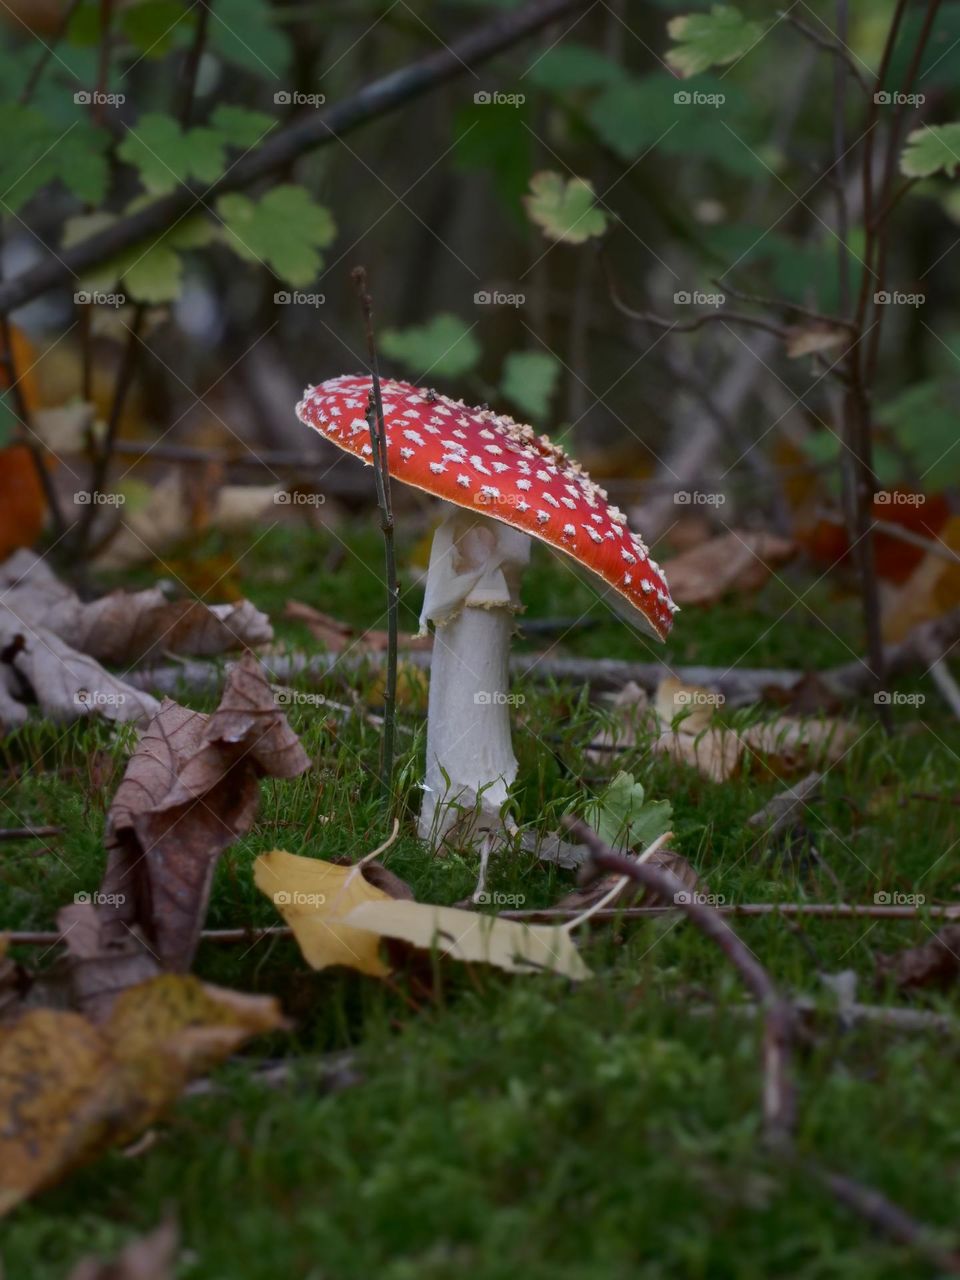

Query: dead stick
left=352, top=266, right=397, bottom=818
left=0, top=825, right=64, bottom=842
left=565, top=817, right=796, bottom=1144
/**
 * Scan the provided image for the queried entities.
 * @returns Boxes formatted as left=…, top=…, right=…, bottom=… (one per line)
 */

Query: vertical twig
left=94, top=0, right=115, bottom=125
left=74, top=306, right=145, bottom=559
left=351, top=266, right=398, bottom=818
left=180, top=1, right=212, bottom=126
left=19, top=0, right=86, bottom=105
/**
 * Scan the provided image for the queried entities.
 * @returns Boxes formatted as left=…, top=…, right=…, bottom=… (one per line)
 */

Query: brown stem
left=180, top=0, right=213, bottom=126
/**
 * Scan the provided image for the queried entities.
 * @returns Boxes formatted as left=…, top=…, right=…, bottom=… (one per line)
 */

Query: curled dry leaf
left=67, top=1219, right=179, bottom=1280
left=343, top=900, right=592, bottom=980
left=100, top=653, right=310, bottom=970
left=0, top=974, right=284, bottom=1217
left=56, top=901, right=160, bottom=1023
left=662, top=531, right=795, bottom=608
left=741, top=716, right=856, bottom=779
left=785, top=324, right=848, bottom=359
left=0, top=547, right=272, bottom=666
left=652, top=676, right=742, bottom=782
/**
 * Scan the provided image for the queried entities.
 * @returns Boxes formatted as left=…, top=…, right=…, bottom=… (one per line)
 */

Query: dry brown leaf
left=662, top=531, right=795, bottom=607
left=875, top=926, right=960, bottom=992
left=100, top=653, right=310, bottom=969
left=0, top=548, right=272, bottom=665
left=67, top=1220, right=179, bottom=1280
left=585, top=681, right=653, bottom=762
left=881, top=514, right=960, bottom=643
left=56, top=901, right=160, bottom=1023
left=741, top=716, right=856, bottom=778
left=785, top=324, right=848, bottom=359
left=344, top=900, right=592, bottom=980
left=556, top=846, right=700, bottom=914
left=0, top=975, right=284, bottom=1216
left=284, top=599, right=432, bottom=653
left=654, top=676, right=720, bottom=734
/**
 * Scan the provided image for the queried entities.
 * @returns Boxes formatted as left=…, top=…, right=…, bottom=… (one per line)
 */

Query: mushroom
left=296, top=375, right=676, bottom=848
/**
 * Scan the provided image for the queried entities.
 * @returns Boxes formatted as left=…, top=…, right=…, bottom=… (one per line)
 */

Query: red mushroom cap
left=296, top=375, right=675, bottom=640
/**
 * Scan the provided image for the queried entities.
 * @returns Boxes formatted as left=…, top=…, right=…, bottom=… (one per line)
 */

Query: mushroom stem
left=417, top=508, right=530, bottom=847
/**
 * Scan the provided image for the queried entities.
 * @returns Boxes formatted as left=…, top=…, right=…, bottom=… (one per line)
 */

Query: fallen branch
left=565, top=816, right=796, bottom=1144
left=0, top=0, right=587, bottom=315
left=0, top=826, right=64, bottom=842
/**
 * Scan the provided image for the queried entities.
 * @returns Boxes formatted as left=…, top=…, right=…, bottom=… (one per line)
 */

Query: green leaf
left=64, top=209, right=214, bottom=303
left=588, top=73, right=760, bottom=176
left=666, top=5, right=763, bottom=78
left=118, top=113, right=225, bottom=194
left=900, top=123, right=960, bottom=178
left=454, top=103, right=534, bottom=212
left=527, top=42, right=626, bottom=91
left=215, top=185, right=336, bottom=285
left=380, top=314, right=481, bottom=380
left=0, top=393, right=19, bottom=449
left=500, top=351, right=561, bottom=421
left=122, top=241, right=184, bottom=303
left=209, top=104, right=276, bottom=149
left=209, top=0, right=291, bottom=77
left=523, top=171, right=609, bottom=244
left=0, top=106, right=109, bottom=211
left=876, top=379, right=960, bottom=487
left=120, top=0, right=193, bottom=55
left=583, top=772, right=672, bottom=853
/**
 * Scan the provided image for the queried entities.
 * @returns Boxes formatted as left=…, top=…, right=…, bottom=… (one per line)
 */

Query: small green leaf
left=380, top=314, right=481, bottom=380
left=215, top=185, right=336, bottom=285
left=583, top=772, right=672, bottom=853
left=120, top=1, right=192, bottom=55
left=209, top=104, right=276, bottom=149
left=665, top=5, right=763, bottom=78
left=900, top=123, right=960, bottom=178
left=64, top=209, right=214, bottom=303
left=118, top=113, right=225, bottom=194
left=209, top=0, right=291, bottom=77
left=500, top=351, right=561, bottom=421
left=523, top=171, right=609, bottom=244
left=527, top=42, right=625, bottom=91
left=0, top=106, right=109, bottom=211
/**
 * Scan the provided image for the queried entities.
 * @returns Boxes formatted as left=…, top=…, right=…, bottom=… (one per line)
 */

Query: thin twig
left=780, top=10, right=871, bottom=92
left=352, top=266, right=397, bottom=818
left=0, top=826, right=64, bottom=842
left=18, top=0, right=86, bottom=104
left=565, top=817, right=796, bottom=1145
left=716, top=279, right=852, bottom=329
left=180, top=0, right=212, bottom=126
left=872, top=516, right=960, bottom=566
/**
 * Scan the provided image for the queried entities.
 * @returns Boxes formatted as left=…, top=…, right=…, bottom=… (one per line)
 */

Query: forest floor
left=2, top=521, right=958, bottom=1280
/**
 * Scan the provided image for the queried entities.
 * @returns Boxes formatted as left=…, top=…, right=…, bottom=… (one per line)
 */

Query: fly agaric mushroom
left=296, top=375, right=676, bottom=847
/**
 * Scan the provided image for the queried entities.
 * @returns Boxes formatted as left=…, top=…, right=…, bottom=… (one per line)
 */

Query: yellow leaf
left=343, top=900, right=592, bottom=981
left=0, top=975, right=283, bottom=1215
left=253, top=850, right=395, bottom=977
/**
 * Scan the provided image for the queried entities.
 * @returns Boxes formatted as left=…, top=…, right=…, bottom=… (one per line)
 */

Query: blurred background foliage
left=0, top=0, right=956, bottom=584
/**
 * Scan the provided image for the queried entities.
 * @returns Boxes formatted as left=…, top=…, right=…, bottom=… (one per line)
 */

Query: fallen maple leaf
left=662, top=531, right=795, bottom=607
left=0, top=975, right=284, bottom=1217
left=99, top=653, right=310, bottom=969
